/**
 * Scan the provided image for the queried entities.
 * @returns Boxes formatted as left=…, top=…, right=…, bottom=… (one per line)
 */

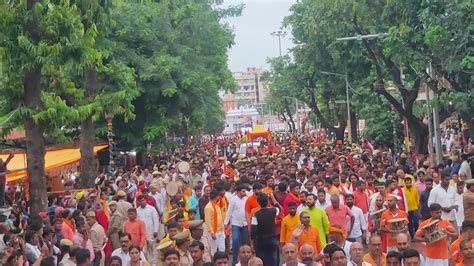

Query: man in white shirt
left=345, top=194, right=367, bottom=243
left=459, top=154, right=472, bottom=180
left=455, top=181, right=465, bottom=233
left=301, top=179, right=317, bottom=195
left=224, top=184, right=248, bottom=265
left=136, top=194, right=159, bottom=261
left=25, top=230, right=42, bottom=264
left=111, top=233, right=146, bottom=265
left=428, top=171, right=458, bottom=230
left=316, top=189, right=331, bottom=210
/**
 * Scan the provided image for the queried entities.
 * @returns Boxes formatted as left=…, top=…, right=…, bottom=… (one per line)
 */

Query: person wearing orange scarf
left=204, top=189, right=225, bottom=255
left=215, top=182, right=230, bottom=252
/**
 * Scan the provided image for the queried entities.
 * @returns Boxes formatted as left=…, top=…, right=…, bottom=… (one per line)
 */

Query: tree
left=70, top=0, right=139, bottom=187
left=111, top=0, right=239, bottom=150
left=284, top=0, right=472, bottom=153
left=0, top=0, right=84, bottom=213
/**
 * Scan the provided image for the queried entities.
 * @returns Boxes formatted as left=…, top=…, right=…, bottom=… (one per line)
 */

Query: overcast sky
left=223, top=0, right=296, bottom=72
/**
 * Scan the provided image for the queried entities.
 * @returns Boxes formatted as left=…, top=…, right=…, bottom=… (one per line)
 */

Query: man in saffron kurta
left=380, top=195, right=408, bottom=252
left=280, top=202, right=300, bottom=245
left=290, top=211, right=322, bottom=254
left=245, top=182, right=263, bottom=221
left=415, top=203, right=458, bottom=265
left=204, top=189, right=225, bottom=255
left=123, top=208, right=147, bottom=250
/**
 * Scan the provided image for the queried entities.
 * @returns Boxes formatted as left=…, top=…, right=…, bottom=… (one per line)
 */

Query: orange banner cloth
left=0, top=145, right=108, bottom=182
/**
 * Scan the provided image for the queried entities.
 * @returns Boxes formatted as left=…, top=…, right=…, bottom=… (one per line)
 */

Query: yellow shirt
left=204, top=201, right=224, bottom=234
left=403, top=186, right=419, bottom=211
left=280, top=214, right=300, bottom=244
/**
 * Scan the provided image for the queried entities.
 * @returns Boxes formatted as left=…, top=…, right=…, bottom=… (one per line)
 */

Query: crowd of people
left=0, top=132, right=473, bottom=266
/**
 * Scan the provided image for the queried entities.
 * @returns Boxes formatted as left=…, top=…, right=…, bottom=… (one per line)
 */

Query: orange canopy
left=245, top=124, right=272, bottom=141
left=0, top=145, right=108, bottom=182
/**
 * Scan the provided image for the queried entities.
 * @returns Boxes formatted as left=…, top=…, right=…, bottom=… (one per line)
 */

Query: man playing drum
left=415, top=203, right=458, bottom=266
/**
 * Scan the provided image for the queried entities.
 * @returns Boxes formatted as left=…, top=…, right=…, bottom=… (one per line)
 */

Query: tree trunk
left=24, top=66, right=47, bottom=214
left=283, top=99, right=296, bottom=133
left=80, top=116, right=96, bottom=188
left=410, top=122, right=429, bottom=155
left=350, top=110, right=358, bottom=142
left=80, top=67, right=98, bottom=188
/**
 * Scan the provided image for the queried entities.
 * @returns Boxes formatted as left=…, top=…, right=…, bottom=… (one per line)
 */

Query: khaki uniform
left=90, top=222, right=107, bottom=266
left=109, top=212, right=123, bottom=250
left=178, top=248, right=193, bottom=265
left=116, top=199, right=133, bottom=222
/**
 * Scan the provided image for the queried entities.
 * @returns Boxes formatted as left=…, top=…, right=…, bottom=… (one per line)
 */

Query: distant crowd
left=0, top=133, right=473, bottom=266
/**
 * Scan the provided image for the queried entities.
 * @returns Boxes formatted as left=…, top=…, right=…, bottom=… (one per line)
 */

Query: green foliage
left=276, top=0, right=472, bottom=149
left=111, top=0, right=238, bottom=147
left=0, top=0, right=237, bottom=148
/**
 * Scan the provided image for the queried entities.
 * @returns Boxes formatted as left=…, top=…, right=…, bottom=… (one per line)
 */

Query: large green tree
left=111, top=0, right=239, bottom=150
left=0, top=0, right=84, bottom=213
left=283, top=0, right=472, bottom=153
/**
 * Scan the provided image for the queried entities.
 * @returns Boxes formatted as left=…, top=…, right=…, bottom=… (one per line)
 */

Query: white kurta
left=137, top=204, right=160, bottom=240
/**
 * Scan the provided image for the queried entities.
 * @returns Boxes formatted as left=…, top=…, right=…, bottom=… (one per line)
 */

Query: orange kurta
left=123, top=219, right=147, bottom=249
left=416, top=218, right=455, bottom=260
left=280, top=214, right=300, bottom=244
left=298, top=226, right=322, bottom=254
left=363, top=253, right=387, bottom=266
left=450, top=238, right=474, bottom=264
left=380, top=209, right=408, bottom=248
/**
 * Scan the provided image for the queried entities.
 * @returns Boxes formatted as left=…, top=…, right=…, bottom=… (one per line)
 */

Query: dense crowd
left=0, top=133, right=473, bottom=266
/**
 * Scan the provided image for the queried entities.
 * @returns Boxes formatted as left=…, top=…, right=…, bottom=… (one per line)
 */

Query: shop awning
left=0, top=145, right=108, bottom=182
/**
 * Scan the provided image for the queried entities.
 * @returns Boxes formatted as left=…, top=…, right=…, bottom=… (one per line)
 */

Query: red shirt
left=245, top=195, right=259, bottom=215
left=282, top=193, right=301, bottom=216
left=353, top=190, right=369, bottom=214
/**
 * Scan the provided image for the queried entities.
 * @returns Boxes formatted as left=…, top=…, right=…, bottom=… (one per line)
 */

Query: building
left=223, top=106, right=259, bottom=133
left=232, top=67, right=268, bottom=106
left=222, top=92, right=237, bottom=114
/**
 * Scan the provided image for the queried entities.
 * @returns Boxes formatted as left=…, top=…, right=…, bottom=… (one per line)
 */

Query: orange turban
left=328, top=226, right=347, bottom=239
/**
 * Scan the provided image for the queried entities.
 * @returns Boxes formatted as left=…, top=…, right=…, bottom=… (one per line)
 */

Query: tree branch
left=304, top=85, right=336, bottom=130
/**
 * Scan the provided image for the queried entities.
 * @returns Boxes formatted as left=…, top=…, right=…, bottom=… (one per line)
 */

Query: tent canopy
left=245, top=124, right=271, bottom=141
left=0, top=145, right=108, bottom=182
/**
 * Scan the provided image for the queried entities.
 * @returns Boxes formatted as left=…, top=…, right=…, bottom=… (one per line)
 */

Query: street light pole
left=271, top=30, right=287, bottom=56
left=320, top=71, right=353, bottom=143
left=345, top=75, right=352, bottom=143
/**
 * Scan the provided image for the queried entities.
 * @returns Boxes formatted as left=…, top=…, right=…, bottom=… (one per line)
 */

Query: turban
left=328, top=226, right=347, bottom=239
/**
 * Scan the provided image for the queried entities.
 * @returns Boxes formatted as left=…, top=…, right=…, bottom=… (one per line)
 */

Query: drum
left=177, top=161, right=190, bottom=173
left=420, top=219, right=446, bottom=244
left=388, top=218, right=406, bottom=237
left=370, top=208, right=386, bottom=232
left=166, top=182, right=178, bottom=196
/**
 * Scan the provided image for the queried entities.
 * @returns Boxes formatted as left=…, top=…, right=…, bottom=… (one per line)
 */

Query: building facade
left=232, top=67, right=268, bottom=106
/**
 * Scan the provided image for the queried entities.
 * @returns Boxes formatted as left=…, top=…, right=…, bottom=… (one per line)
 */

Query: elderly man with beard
left=363, top=234, right=387, bottom=266
left=299, top=244, right=317, bottom=266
